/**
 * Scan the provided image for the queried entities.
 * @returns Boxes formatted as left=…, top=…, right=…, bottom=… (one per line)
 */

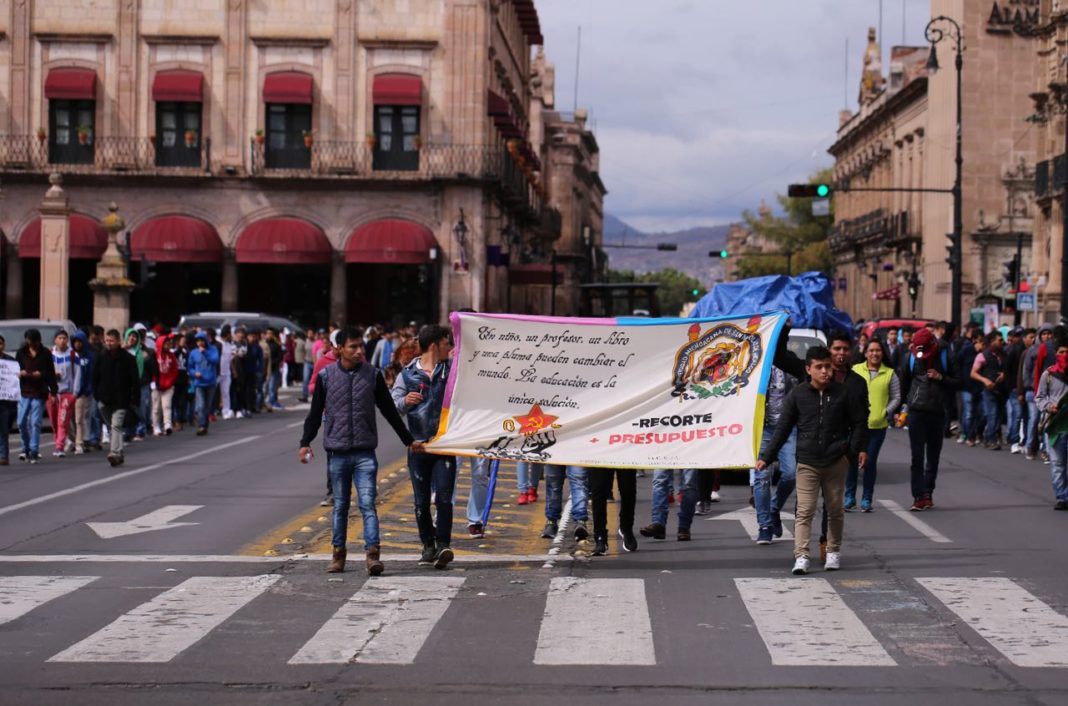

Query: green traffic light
left=719, top=250, right=729, bottom=258
left=816, top=184, right=830, bottom=198
left=691, top=288, right=700, bottom=297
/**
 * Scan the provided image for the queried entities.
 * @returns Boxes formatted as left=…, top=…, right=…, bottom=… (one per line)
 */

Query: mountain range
left=602, top=214, right=732, bottom=285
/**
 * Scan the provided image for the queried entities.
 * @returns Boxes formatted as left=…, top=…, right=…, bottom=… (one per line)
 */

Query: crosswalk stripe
left=917, top=577, right=1068, bottom=668
left=0, top=576, right=99, bottom=625
left=534, top=577, right=656, bottom=665
left=289, top=576, right=465, bottom=665
left=735, top=578, right=897, bottom=666
left=48, top=575, right=279, bottom=663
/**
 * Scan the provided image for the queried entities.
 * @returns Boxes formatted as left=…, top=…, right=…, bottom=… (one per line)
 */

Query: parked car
left=786, top=328, right=827, bottom=359
left=860, top=318, right=935, bottom=341
left=0, top=318, right=78, bottom=349
left=177, top=312, right=304, bottom=334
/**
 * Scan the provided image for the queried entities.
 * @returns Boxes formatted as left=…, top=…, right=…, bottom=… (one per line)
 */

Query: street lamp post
left=926, top=15, right=964, bottom=330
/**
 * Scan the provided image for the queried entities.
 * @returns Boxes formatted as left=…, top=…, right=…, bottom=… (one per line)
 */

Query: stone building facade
left=0, top=0, right=604, bottom=327
left=829, top=1, right=1040, bottom=325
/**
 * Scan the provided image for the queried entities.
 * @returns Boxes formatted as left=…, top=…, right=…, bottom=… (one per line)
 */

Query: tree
left=606, top=267, right=704, bottom=317
left=734, top=168, right=834, bottom=279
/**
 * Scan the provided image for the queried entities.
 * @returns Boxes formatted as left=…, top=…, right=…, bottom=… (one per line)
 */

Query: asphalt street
left=1, top=396, right=1067, bottom=706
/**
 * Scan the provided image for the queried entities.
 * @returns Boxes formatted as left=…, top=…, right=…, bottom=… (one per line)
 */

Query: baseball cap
left=910, top=327, right=937, bottom=359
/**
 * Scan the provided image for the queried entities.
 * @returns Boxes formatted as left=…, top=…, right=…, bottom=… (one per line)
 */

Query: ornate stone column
left=89, top=203, right=135, bottom=331
left=329, top=252, right=347, bottom=325
left=39, top=174, right=71, bottom=320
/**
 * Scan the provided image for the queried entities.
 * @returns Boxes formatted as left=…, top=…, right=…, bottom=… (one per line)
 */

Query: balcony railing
left=0, top=135, right=211, bottom=176
left=249, top=141, right=502, bottom=181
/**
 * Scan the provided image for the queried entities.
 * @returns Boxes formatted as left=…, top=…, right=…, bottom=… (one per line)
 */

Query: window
left=265, top=104, right=312, bottom=169
left=373, top=106, right=420, bottom=171
left=49, top=100, right=94, bottom=165
left=155, top=102, right=202, bottom=168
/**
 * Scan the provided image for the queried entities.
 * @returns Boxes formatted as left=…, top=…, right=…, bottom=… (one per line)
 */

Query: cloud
left=536, top=0, right=933, bottom=231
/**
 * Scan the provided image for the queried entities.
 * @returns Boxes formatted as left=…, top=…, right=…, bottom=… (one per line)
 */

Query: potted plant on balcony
left=76, top=125, right=92, bottom=145
left=35, top=127, right=47, bottom=143
left=302, top=130, right=314, bottom=148
left=254, top=128, right=265, bottom=145
left=365, top=132, right=376, bottom=148
left=184, top=129, right=197, bottom=147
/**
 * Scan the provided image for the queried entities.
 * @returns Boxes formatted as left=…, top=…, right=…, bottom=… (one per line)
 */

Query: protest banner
left=0, top=359, right=20, bottom=402
left=426, top=312, right=787, bottom=469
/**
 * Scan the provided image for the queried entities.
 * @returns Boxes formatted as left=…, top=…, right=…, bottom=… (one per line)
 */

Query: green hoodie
left=124, top=327, right=145, bottom=378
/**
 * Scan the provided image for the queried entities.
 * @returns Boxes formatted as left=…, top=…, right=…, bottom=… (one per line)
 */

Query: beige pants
left=152, top=387, right=174, bottom=432
left=793, top=457, right=848, bottom=558
left=74, top=396, right=91, bottom=449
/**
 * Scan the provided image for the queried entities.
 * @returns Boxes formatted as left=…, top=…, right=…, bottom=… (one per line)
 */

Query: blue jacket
left=188, top=345, right=220, bottom=388
left=244, top=343, right=264, bottom=375
left=71, top=331, right=94, bottom=397
left=391, top=358, right=450, bottom=441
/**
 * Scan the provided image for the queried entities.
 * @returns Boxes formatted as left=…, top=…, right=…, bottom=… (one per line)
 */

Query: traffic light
left=708, top=249, right=729, bottom=258
left=138, top=259, right=157, bottom=289
left=656, top=243, right=678, bottom=251
left=787, top=183, right=832, bottom=198
left=1002, top=256, right=1019, bottom=286
left=945, top=232, right=960, bottom=268
left=691, top=288, right=700, bottom=297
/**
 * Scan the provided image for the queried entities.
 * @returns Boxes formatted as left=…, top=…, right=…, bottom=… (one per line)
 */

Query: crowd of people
left=296, top=315, right=1068, bottom=579
left=1, top=321, right=427, bottom=469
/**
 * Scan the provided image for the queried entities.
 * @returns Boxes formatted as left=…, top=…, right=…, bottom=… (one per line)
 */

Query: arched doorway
left=129, top=215, right=223, bottom=326
left=345, top=219, right=439, bottom=327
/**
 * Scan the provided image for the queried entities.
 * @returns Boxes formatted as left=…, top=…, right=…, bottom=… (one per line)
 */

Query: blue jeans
left=328, top=450, right=380, bottom=550
left=302, top=362, right=313, bottom=399
left=981, top=390, right=1001, bottom=444
left=408, top=452, right=457, bottom=546
left=544, top=465, right=588, bottom=522
left=268, top=370, right=282, bottom=407
left=517, top=461, right=543, bottom=492
left=194, top=386, right=212, bottom=429
left=846, top=427, right=888, bottom=503
left=1025, top=390, right=1040, bottom=452
left=465, top=456, right=491, bottom=525
left=17, top=397, right=44, bottom=456
left=759, top=428, right=798, bottom=523
left=652, top=469, right=697, bottom=530
left=133, top=384, right=151, bottom=436
left=0, top=401, right=14, bottom=459
left=1005, top=395, right=1023, bottom=446
left=1046, top=433, right=1068, bottom=501
left=960, top=390, right=978, bottom=439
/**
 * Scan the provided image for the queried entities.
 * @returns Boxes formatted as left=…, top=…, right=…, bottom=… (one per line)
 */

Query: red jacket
left=308, top=350, right=336, bottom=396
left=156, top=339, right=180, bottom=391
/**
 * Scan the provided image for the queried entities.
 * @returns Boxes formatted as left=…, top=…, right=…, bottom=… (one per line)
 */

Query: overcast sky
left=536, top=0, right=934, bottom=233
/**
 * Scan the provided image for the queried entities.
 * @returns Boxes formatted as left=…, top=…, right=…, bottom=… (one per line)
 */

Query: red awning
left=131, top=216, right=222, bottom=263
left=373, top=74, right=422, bottom=106
left=487, top=91, right=511, bottom=117
left=44, top=68, right=97, bottom=100
left=345, top=219, right=438, bottom=264
left=263, top=72, right=313, bottom=104
left=152, top=70, right=204, bottom=102
left=235, top=218, right=331, bottom=264
left=18, top=214, right=107, bottom=259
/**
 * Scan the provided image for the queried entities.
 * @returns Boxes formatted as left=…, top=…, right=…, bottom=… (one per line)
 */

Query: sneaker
left=133, top=434, right=145, bottom=442
left=573, top=521, right=589, bottom=541
left=319, top=493, right=333, bottom=507
left=53, top=450, right=64, bottom=458
left=107, top=453, right=121, bottom=467
left=418, top=544, right=437, bottom=565
left=677, top=529, right=691, bottom=541
left=467, top=523, right=485, bottom=539
left=843, top=495, right=856, bottom=511
left=28, top=454, right=39, bottom=465
left=592, top=535, right=608, bottom=556
left=860, top=498, right=873, bottom=512
left=910, top=497, right=926, bottom=511
left=618, top=527, right=638, bottom=552
left=956, top=434, right=966, bottom=444
left=792, top=556, right=810, bottom=575
left=74, top=446, right=85, bottom=455
left=541, top=520, right=558, bottom=539
left=709, top=491, right=721, bottom=503
left=196, top=427, right=207, bottom=436
left=222, top=411, right=234, bottom=420
left=153, top=428, right=163, bottom=437
left=757, top=526, right=773, bottom=545
left=639, top=522, right=666, bottom=540
left=1010, top=443, right=1021, bottom=454
left=925, top=495, right=935, bottom=510
left=693, top=500, right=708, bottom=516
left=824, top=551, right=841, bottom=571
left=165, top=426, right=173, bottom=435
left=1026, top=451, right=1036, bottom=461
left=433, top=545, right=454, bottom=570
left=517, top=490, right=531, bottom=505
left=771, top=511, right=783, bottom=538
left=528, top=487, right=538, bottom=502
left=18, top=453, right=27, bottom=462
left=966, top=439, right=976, bottom=447
left=1054, top=500, right=1068, bottom=511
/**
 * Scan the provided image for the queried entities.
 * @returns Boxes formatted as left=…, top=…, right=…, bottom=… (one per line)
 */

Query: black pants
left=591, top=469, right=636, bottom=538
left=908, top=409, right=945, bottom=498
left=697, top=469, right=721, bottom=501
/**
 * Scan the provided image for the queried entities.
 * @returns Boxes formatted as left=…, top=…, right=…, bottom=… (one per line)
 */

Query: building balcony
left=0, top=134, right=211, bottom=177
left=829, top=208, right=889, bottom=251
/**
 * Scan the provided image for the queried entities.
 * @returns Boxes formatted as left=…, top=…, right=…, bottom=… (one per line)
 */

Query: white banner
left=0, top=359, right=21, bottom=401
left=426, top=312, right=787, bottom=469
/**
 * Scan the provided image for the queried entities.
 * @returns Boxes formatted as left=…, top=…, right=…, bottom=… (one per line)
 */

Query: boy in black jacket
left=758, top=346, right=867, bottom=575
